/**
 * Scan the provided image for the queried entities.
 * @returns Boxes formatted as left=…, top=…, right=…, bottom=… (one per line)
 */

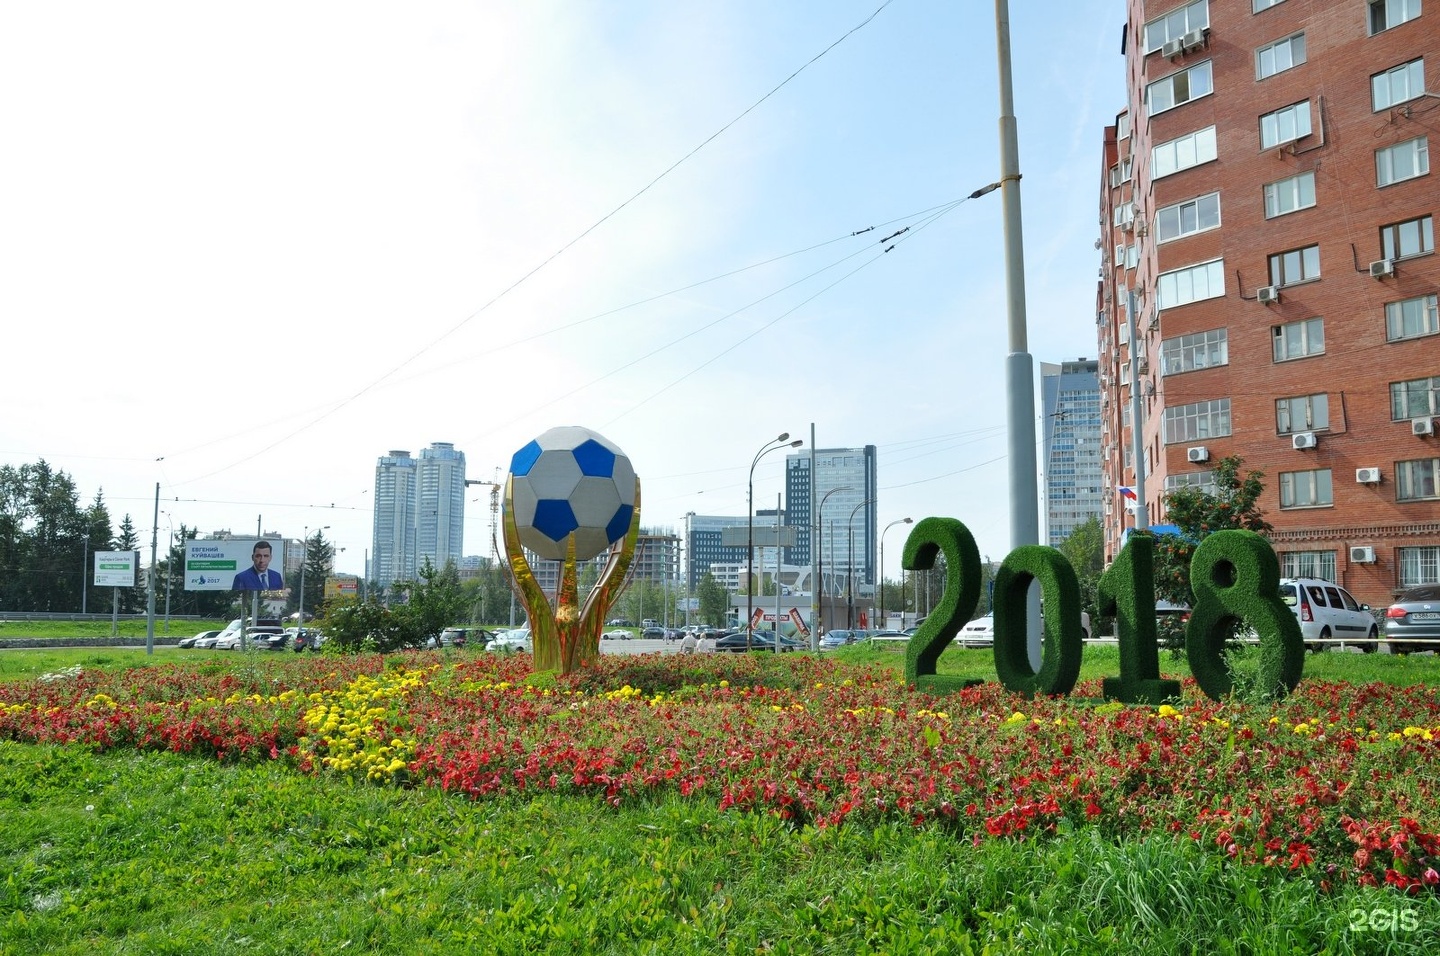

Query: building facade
left=784, top=446, right=878, bottom=589
left=1097, top=0, right=1440, bottom=609
left=684, top=513, right=782, bottom=591
left=1042, top=359, right=1105, bottom=545
left=416, top=442, right=466, bottom=573
left=372, top=449, right=417, bottom=588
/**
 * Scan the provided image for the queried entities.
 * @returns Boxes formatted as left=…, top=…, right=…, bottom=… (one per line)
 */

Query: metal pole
left=775, top=493, right=783, bottom=652
left=747, top=434, right=800, bottom=648
left=1125, top=288, right=1149, bottom=532
left=879, top=518, right=913, bottom=632
left=996, top=0, right=1041, bottom=666
left=81, top=537, right=88, bottom=615
left=816, top=487, right=851, bottom=637
left=845, top=498, right=873, bottom=630
left=145, top=483, right=158, bottom=655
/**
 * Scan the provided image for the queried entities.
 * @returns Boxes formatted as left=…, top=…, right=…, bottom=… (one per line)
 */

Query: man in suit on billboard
left=232, top=540, right=284, bottom=591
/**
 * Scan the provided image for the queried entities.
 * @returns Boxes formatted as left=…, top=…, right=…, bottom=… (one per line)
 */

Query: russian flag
left=1119, top=486, right=1138, bottom=500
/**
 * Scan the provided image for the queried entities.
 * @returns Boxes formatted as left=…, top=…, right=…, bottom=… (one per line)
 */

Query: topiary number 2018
left=901, top=521, right=1305, bottom=703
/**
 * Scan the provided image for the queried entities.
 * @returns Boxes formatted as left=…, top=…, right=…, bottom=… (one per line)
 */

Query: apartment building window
left=1381, top=214, right=1435, bottom=260
left=1147, top=61, right=1214, bottom=115
left=1163, top=398, right=1231, bottom=444
left=1280, top=550, right=1335, bottom=581
left=1276, top=393, right=1329, bottom=433
left=1376, top=137, right=1429, bottom=186
left=1157, top=259, right=1225, bottom=308
left=1399, top=546, right=1440, bottom=587
left=1260, top=102, right=1312, bottom=149
left=1145, top=0, right=1209, bottom=53
left=1126, top=243, right=1141, bottom=269
left=1166, top=471, right=1219, bottom=495
left=1264, top=171, right=1316, bottom=218
left=1109, top=157, right=1134, bottom=187
left=1396, top=458, right=1440, bottom=501
left=1153, top=126, right=1218, bottom=179
left=1369, top=0, right=1421, bottom=35
left=1117, top=110, right=1131, bottom=140
left=1386, top=294, right=1440, bottom=341
left=1279, top=469, right=1333, bottom=508
left=1273, top=317, right=1324, bottom=361
left=1267, top=244, right=1320, bottom=286
left=1162, top=328, right=1228, bottom=375
left=1157, top=192, right=1220, bottom=242
left=1254, top=0, right=1287, bottom=11
left=1257, top=34, right=1306, bottom=79
left=1373, top=59, right=1425, bottom=110
left=1390, top=375, right=1440, bottom=418
left=1113, top=200, right=1135, bottom=227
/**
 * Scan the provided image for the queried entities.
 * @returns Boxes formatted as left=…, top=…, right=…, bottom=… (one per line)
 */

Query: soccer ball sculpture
left=507, top=426, right=637, bottom=561
left=503, top=426, right=641, bottom=674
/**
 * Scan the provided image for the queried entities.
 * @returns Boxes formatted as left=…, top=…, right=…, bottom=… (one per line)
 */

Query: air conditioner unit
left=1413, top=417, right=1435, bottom=436
left=1349, top=546, right=1377, bottom=564
left=1162, top=37, right=1184, bottom=57
left=1187, top=446, right=1209, bottom=463
left=1180, top=28, right=1208, bottom=52
left=1370, top=259, right=1395, bottom=278
left=1256, top=286, right=1279, bottom=304
left=1356, top=467, right=1382, bottom=484
left=1134, top=221, right=1148, bottom=237
left=1292, top=431, right=1318, bottom=450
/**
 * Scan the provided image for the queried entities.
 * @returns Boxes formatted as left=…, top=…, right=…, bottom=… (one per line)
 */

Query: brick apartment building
left=1097, top=0, right=1439, bottom=609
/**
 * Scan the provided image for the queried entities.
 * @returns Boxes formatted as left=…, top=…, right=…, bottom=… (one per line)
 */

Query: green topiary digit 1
left=1185, top=529, right=1304, bottom=701
left=903, top=517, right=983, bottom=694
left=1097, top=533, right=1182, bottom=704
left=992, top=546, right=1083, bottom=698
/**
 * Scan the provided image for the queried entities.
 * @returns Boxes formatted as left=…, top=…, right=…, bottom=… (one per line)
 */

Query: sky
left=1, top=1, right=1123, bottom=583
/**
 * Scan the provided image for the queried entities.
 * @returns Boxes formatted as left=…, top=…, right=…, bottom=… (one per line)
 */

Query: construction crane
left=464, top=468, right=503, bottom=565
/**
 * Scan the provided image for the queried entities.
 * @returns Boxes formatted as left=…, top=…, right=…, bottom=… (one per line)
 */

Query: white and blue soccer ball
left=507, top=426, right=637, bottom=561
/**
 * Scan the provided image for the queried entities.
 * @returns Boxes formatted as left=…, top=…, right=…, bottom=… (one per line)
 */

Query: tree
left=114, top=514, right=147, bottom=614
left=1154, top=456, right=1271, bottom=605
left=697, top=572, right=728, bottom=627
left=1058, top=517, right=1105, bottom=626
left=390, top=558, right=465, bottom=648
left=284, top=529, right=334, bottom=620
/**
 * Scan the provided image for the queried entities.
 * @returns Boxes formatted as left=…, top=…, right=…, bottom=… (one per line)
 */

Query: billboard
left=324, top=577, right=359, bottom=601
left=184, top=538, right=287, bottom=591
left=93, top=551, right=138, bottom=588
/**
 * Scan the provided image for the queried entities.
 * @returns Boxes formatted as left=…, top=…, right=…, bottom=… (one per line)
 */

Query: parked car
left=1278, top=578, right=1377, bottom=652
left=957, top=615, right=995, bottom=648
left=641, top=627, right=666, bottom=640
left=217, top=626, right=284, bottom=650
left=194, top=632, right=226, bottom=649
left=287, top=627, right=324, bottom=652
left=602, top=629, right=633, bottom=641
left=714, top=630, right=803, bottom=653
left=606, top=619, right=634, bottom=627
left=178, top=629, right=220, bottom=649
left=818, top=629, right=858, bottom=650
left=1384, top=584, right=1440, bottom=654
left=486, top=628, right=532, bottom=654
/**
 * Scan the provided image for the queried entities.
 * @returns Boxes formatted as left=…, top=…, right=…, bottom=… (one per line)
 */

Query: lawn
left=1, top=646, right=1438, bottom=954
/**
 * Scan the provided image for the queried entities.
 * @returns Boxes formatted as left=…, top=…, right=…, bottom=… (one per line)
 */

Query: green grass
left=0, top=619, right=230, bottom=641
left=3, top=742, right=1437, bottom=955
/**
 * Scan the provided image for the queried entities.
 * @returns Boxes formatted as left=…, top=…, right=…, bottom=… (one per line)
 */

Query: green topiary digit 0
left=991, top=546, right=1083, bottom=698
left=1184, top=529, right=1304, bottom=701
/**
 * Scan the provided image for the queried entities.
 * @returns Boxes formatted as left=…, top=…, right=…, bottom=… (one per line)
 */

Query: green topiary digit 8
left=1184, top=529, right=1304, bottom=701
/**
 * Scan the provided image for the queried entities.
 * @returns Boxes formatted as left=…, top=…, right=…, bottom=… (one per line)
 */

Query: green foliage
left=1058, top=516, right=1105, bottom=626
left=1154, top=456, right=1272, bottom=615
left=696, top=572, right=728, bottom=627
left=0, top=461, right=120, bottom=614
left=1096, top=534, right=1181, bottom=705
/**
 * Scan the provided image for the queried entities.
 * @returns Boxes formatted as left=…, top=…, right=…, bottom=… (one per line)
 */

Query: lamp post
left=815, top=486, right=851, bottom=636
left=879, top=518, right=912, bottom=632
left=748, top=433, right=803, bottom=648
left=845, top=497, right=875, bottom=629
left=297, top=525, right=330, bottom=635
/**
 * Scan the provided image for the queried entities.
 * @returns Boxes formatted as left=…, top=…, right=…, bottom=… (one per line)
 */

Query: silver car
left=1384, top=584, right=1440, bottom=654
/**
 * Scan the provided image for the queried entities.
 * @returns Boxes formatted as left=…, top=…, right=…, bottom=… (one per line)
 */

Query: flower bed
left=1, top=652, right=1437, bottom=893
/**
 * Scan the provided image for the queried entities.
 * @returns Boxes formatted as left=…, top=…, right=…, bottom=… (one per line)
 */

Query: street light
left=748, top=433, right=802, bottom=648
left=846, top=497, right=875, bottom=629
left=815, top=486, right=852, bottom=636
left=297, top=525, right=330, bottom=633
left=879, top=518, right=913, bottom=631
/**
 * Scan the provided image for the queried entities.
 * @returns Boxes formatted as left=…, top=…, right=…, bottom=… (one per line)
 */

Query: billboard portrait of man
left=232, top=540, right=284, bottom=591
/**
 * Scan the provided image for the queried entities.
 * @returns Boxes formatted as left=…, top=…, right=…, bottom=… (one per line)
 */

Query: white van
left=1278, top=578, right=1377, bottom=652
